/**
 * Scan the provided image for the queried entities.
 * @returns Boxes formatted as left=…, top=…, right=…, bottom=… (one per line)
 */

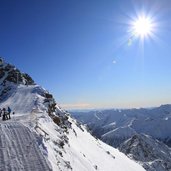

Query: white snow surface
left=65, top=118, right=145, bottom=171
left=0, top=85, right=46, bottom=114
left=0, top=84, right=146, bottom=171
left=0, top=121, right=52, bottom=171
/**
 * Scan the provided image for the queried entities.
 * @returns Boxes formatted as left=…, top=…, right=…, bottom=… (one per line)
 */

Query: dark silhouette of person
left=0, top=108, right=2, bottom=117
left=2, top=108, right=8, bottom=121
left=7, top=107, right=11, bottom=119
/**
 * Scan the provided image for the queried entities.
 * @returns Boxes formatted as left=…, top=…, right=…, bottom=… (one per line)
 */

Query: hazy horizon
left=63, top=103, right=170, bottom=111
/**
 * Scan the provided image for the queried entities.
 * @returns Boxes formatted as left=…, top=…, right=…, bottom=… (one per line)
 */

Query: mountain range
left=71, top=105, right=171, bottom=171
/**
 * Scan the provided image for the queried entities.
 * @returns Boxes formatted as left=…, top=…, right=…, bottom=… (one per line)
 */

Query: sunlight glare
left=132, top=16, right=153, bottom=38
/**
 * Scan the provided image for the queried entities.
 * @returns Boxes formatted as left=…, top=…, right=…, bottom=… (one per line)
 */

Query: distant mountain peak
left=120, top=134, right=171, bottom=171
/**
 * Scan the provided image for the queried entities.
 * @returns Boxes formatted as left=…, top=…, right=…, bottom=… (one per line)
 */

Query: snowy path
left=0, top=122, right=52, bottom=171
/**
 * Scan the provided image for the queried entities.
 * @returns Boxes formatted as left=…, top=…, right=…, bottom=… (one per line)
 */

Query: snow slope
left=65, top=118, right=145, bottom=171
left=35, top=112, right=145, bottom=171
left=0, top=85, right=46, bottom=114
left=0, top=122, right=52, bottom=171
left=0, top=85, right=146, bottom=171
left=0, top=59, right=145, bottom=171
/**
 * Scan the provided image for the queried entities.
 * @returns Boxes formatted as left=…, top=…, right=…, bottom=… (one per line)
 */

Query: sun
left=132, top=16, right=153, bottom=38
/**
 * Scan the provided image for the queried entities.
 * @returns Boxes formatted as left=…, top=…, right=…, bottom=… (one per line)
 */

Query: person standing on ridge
left=7, top=107, right=11, bottom=119
left=0, top=108, right=2, bottom=117
left=2, top=108, right=7, bottom=121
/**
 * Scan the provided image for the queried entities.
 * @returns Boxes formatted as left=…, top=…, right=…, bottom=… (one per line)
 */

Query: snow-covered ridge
left=0, top=58, right=145, bottom=171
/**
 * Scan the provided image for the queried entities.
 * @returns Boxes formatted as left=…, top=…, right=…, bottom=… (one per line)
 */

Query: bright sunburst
left=132, top=15, right=154, bottom=38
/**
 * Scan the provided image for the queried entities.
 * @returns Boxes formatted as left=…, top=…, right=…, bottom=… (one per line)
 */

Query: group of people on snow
left=0, top=107, right=12, bottom=121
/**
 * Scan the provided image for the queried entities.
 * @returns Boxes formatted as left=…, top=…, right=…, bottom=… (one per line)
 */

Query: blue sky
left=1, top=0, right=171, bottom=109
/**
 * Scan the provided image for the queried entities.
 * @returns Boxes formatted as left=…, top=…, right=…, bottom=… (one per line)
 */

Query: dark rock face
left=0, top=59, right=34, bottom=85
left=22, top=73, right=34, bottom=85
left=0, top=69, right=5, bottom=79
left=42, top=91, right=72, bottom=130
left=45, top=93, right=53, bottom=99
left=5, top=67, right=34, bottom=85
left=0, top=58, right=35, bottom=101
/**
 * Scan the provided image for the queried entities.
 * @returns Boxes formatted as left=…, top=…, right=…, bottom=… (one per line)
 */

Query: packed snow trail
left=0, top=122, right=52, bottom=171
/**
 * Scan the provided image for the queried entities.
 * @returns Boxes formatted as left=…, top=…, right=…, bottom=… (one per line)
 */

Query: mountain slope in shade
left=0, top=58, right=145, bottom=171
left=101, top=126, right=136, bottom=147
left=71, top=107, right=171, bottom=147
left=119, top=134, right=171, bottom=171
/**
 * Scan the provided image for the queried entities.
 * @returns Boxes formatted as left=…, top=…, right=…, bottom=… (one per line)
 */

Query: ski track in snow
left=0, top=122, right=52, bottom=171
